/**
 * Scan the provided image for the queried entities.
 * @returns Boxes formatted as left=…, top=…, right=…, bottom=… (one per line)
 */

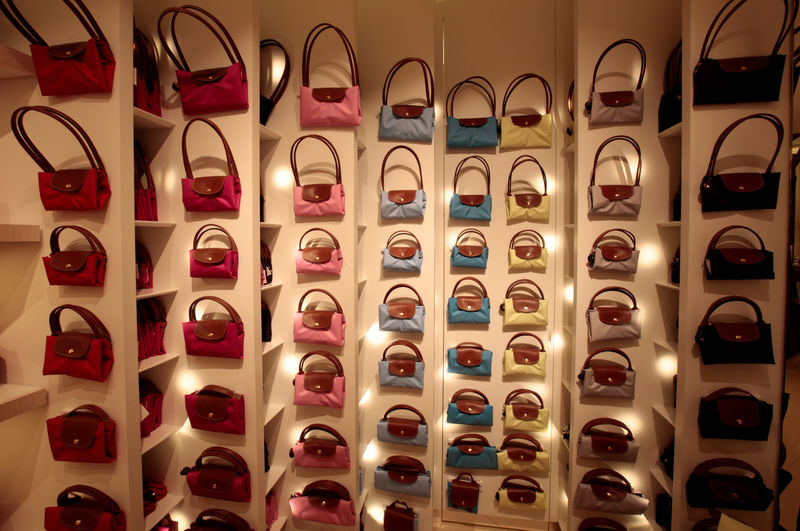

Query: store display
left=136, top=299, right=167, bottom=361
left=698, top=387, right=773, bottom=440
left=500, top=73, right=553, bottom=148
left=379, top=284, right=426, bottom=333
left=502, top=389, right=548, bottom=431
left=258, top=39, right=290, bottom=126
left=447, top=341, right=492, bottom=376
left=185, top=385, right=246, bottom=435
left=508, top=230, right=548, bottom=270
left=142, top=482, right=166, bottom=517
left=380, top=58, right=435, bottom=142
left=578, top=517, right=627, bottom=531
left=135, top=240, right=153, bottom=290
left=497, top=434, right=549, bottom=475
left=503, top=332, right=546, bottom=377
left=450, top=155, right=492, bottom=220
left=182, top=296, right=244, bottom=359
left=587, top=228, right=639, bottom=273
left=46, top=404, right=116, bottom=463
left=378, top=340, right=425, bottom=389
left=704, top=225, right=775, bottom=280
left=181, top=118, right=242, bottom=212
left=133, top=140, right=158, bottom=221
left=694, top=296, right=774, bottom=364
left=447, top=389, right=493, bottom=426
left=500, top=279, right=548, bottom=326
left=291, top=134, right=346, bottom=216
left=686, top=458, right=774, bottom=510
left=189, top=224, right=238, bottom=279
left=187, top=509, right=253, bottom=531
left=447, top=277, right=491, bottom=324
left=261, top=301, right=272, bottom=343
left=576, top=418, right=639, bottom=462
left=133, top=27, right=161, bottom=116
left=585, top=39, right=646, bottom=125
left=445, top=434, right=498, bottom=469
left=43, top=225, right=107, bottom=287
left=377, top=404, right=429, bottom=447
left=450, top=229, right=488, bottom=269
left=586, top=286, right=641, bottom=342
left=658, top=41, right=682, bottom=132
left=587, top=135, right=642, bottom=216
left=374, top=455, right=432, bottom=497
left=290, top=423, right=351, bottom=469
left=447, top=472, right=480, bottom=513
left=293, top=350, right=345, bottom=408
left=296, top=228, right=343, bottom=275
left=505, top=154, right=550, bottom=222
left=383, top=231, right=423, bottom=272
left=139, top=378, right=163, bottom=438
left=181, top=446, right=251, bottom=502
left=446, top=76, right=498, bottom=148
left=44, top=485, right=125, bottom=531
left=293, top=289, right=346, bottom=346
left=573, top=468, right=649, bottom=514
left=495, top=475, right=546, bottom=512
left=383, top=500, right=418, bottom=531
left=380, top=145, right=427, bottom=218
left=578, top=348, right=636, bottom=399
left=44, top=304, right=113, bottom=382
left=289, top=480, right=356, bottom=525
left=260, top=240, right=273, bottom=286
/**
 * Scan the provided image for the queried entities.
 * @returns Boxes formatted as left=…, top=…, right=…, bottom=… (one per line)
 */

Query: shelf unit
left=143, top=494, right=184, bottom=529
left=0, top=384, right=47, bottom=422
left=0, top=223, right=40, bottom=243
left=0, top=42, right=33, bottom=79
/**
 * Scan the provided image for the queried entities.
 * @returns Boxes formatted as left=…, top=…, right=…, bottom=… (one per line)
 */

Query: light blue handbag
left=446, top=76, right=498, bottom=148
left=379, top=284, right=425, bottom=333
left=449, top=155, right=492, bottom=220
left=447, top=342, right=492, bottom=376
left=374, top=456, right=431, bottom=498
left=447, top=473, right=481, bottom=513
left=378, top=340, right=425, bottom=389
left=446, top=389, right=493, bottom=426
left=382, top=230, right=423, bottom=272
left=379, top=58, right=435, bottom=143
left=380, top=145, right=426, bottom=219
left=450, top=228, right=488, bottom=269
left=446, top=434, right=498, bottom=469
left=447, top=277, right=490, bottom=324
left=376, top=404, right=428, bottom=446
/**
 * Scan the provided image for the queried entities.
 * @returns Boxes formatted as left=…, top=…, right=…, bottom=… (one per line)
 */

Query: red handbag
left=136, top=299, right=167, bottom=362
left=44, top=304, right=113, bottom=382
left=47, top=404, right=116, bottom=463
left=11, top=106, right=111, bottom=211
left=181, top=118, right=242, bottom=212
left=139, top=378, right=163, bottom=438
left=0, top=0, right=115, bottom=96
left=185, top=385, right=246, bottom=435
left=188, top=509, right=253, bottom=531
left=44, top=485, right=125, bottom=531
left=189, top=224, right=239, bottom=279
left=42, top=225, right=106, bottom=287
left=182, top=296, right=245, bottom=359
left=135, top=240, right=153, bottom=290
left=133, top=27, right=162, bottom=117
left=181, top=446, right=251, bottom=502
left=134, top=140, right=158, bottom=221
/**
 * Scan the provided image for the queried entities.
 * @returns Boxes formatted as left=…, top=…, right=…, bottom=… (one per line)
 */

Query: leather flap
left=717, top=397, right=760, bottom=428
left=599, top=91, right=634, bottom=106
left=384, top=505, right=415, bottom=530
left=303, top=438, right=338, bottom=457
left=312, top=87, right=347, bottom=102
left=718, top=248, right=765, bottom=265
left=197, top=464, right=236, bottom=493
left=301, top=184, right=333, bottom=202
left=387, top=469, right=419, bottom=483
left=507, top=488, right=537, bottom=504
left=53, top=332, right=93, bottom=359
left=303, top=372, right=335, bottom=393
left=456, top=347, right=483, bottom=367
left=599, top=245, right=633, bottom=261
left=713, top=322, right=760, bottom=342
left=590, top=434, right=629, bottom=454
left=599, top=185, right=634, bottom=200
left=456, top=297, right=483, bottom=312
left=387, top=418, right=419, bottom=437
left=388, top=358, right=416, bottom=376
left=194, top=320, right=228, bottom=341
left=590, top=483, right=626, bottom=501
left=302, top=310, right=334, bottom=329
left=511, top=403, right=540, bottom=420
left=387, top=190, right=416, bottom=204
left=512, top=298, right=540, bottom=313
left=456, top=443, right=485, bottom=455
left=50, top=169, right=89, bottom=192
left=193, top=248, right=227, bottom=265
left=192, top=176, right=226, bottom=195
left=387, top=302, right=416, bottom=319
left=456, top=399, right=484, bottom=415
left=511, top=113, right=543, bottom=127
left=720, top=173, right=765, bottom=193
left=515, top=246, right=542, bottom=259
left=458, top=117, right=488, bottom=127
left=60, top=412, right=100, bottom=448
left=457, top=245, right=484, bottom=258
left=47, top=41, right=87, bottom=59
left=507, top=447, right=538, bottom=462
left=597, top=307, right=632, bottom=325
left=302, top=247, right=334, bottom=264
left=191, top=67, right=228, bottom=84
left=392, top=105, right=425, bottom=118
left=718, top=56, right=770, bottom=73
left=196, top=394, right=229, bottom=421
left=388, top=246, right=416, bottom=259
left=592, top=366, right=627, bottom=386
left=707, top=477, right=759, bottom=503
left=59, top=506, right=102, bottom=530
left=449, top=481, right=479, bottom=507
left=308, top=495, right=341, bottom=509
left=459, top=194, right=486, bottom=206
left=514, top=193, right=543, bottom=208
left=512, top=348, right=540, bottom=365
left=49, top=250, right=92, bottom=272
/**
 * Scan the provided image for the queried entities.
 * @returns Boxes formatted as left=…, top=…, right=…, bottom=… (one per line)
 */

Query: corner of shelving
left=0, top=384, right=47, bottom=422
left=0, top=43, right=34, bottom=79
left=133, top=108, right=175, bottom=131
left=0, top=224, right=40, bottom=243
left=657, top=122, right=682, bottom=139
left=259, top=124, right=281, bottom=142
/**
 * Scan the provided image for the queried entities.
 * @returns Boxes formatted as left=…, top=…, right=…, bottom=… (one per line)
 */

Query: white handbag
left=576, top=418, right=640, bottom=462
left=578, top=348, right=636, bottom=399
left=587, top=135, right=642, bottom=216
left=587, top=228, right=639, bottom=273
left=585, top=39, right=646, bottom=126
left=586, top=286, right=641, bottom=342
left=573, top=468, right=649, bottom=514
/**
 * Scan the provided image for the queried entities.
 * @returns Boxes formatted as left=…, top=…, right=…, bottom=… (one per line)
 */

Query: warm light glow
left=178, top=372, right=199, bottom=394
left=362, top=440, right=379, bottom=463
left=179, top=418, right=193, bottom=433
left=283, top=353, right=300, bottom=375
left=657, top=355, right=678, bottom=376
left=359, top=388, right=372, bottom=406
left=545, top=234, right=557, bottom=251
left=638, top=243, right=659, bottom=268
left=163, top=168, right=178, bottom=194
left=366, top=322, right=387, bottom=344
left=551, top=333, right=563, bottom=349
left=367, top=504, right=385, bottom=524
left=274, top=167, right=294, bottom=189
left=618, top=413, right=641, bottom=433
left=445, top=190, right=454, bottom=202
left=563, top=284, right=574, bottom=302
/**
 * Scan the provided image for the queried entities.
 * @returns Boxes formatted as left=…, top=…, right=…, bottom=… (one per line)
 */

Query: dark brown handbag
left=258, top=39, right=290, bottom=126
left=695, top=296, right=774, bottom=364
left=698, top=387, right=773, bottom=440
left=686, top=458, right=774, bottom=510
left=704, top=226, right=774, bottom=280
left=383, top=500, right=416, bottom=531
left=449, top=472, right=480, bottom=511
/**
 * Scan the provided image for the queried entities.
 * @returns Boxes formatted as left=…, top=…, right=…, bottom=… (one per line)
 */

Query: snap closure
left=65, top=263, right=72, bottom=268
left=208, top=412, right=214, bottom=418
left=68, top=348, right=74, bottom=354
left=73, top=438, right=79, bottom=444
left=208, top=332, right=214, bottom=337
left=317, top=449, right=322, bottom=455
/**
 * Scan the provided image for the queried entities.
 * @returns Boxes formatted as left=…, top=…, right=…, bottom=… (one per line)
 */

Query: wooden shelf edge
left=134, top=221, right=176, bottom=229
left=0, top=43, right=34, bottom=79
left=0, top=224, right=40, bottom=243
left=0, top=384, right=47, bottom=422
left=262, top=341, right=284, bottom=356
left=141, top=424, right=181, bottom=454
left=143, top=494, right=184, bottom=529
left=264, top=404, right=285, bottom=426
left=653, top=338, right=678, bottom=354
left=259, top=124, right=281, bottom=141
left=261, top=282, right=283, bottom=292
left=268, top=516, right=288, bottom=530
left=657, top=221, right=681, bottom=229
left=133, top=107, right=175, bottom=131
left=138, top=352, right=180, bottom=374
left=655, top=281, right=680, bottom=293
left=260, top=222, right=283, bottom=229
left=136, top=288, right=178, bottom=300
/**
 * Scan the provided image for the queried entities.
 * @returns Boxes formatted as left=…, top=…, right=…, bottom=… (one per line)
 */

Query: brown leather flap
left=49, top=250, right=92, bottom=272
left=707, top=477, right=759, bottom=502
left=507, top=488, right=537, bottom=504
left=514, top=246, right=542, bottom=259
left=720, top=173, right=765, bottom=193
left=192, top=176, right=226, bottom=196
left=388, top=358, right=416, bottom=376
left=512, top=298, right=540, bottom=313
left=196, top=394, right=229, bottom=421
left=599, top=245, right=633, bottom=261
left=713, top=322, right=760, bottom=342
left=388, top=246, right=416, bottom=259
left=47, top=41, right=87, bottom=59
left=197, top=465, right=236, bottom=493
left=308, top=495, right=342, bottom=509
left=456, top=443, right=485, bottom=455
left=718, top=56, right=770, bottom=73
left=59, top=506, right=102, bottom=530
left=599, top=185, right=634, bottom=200
left=511, top=113, right=543, bottom=127
left=304, top=372, right=335, bottom=393
left=191, top=67, right=228, bottom=84
left=459, top=194, right=486, bottom=206
left=60, top=412, right=100, bottom=448
left=312, top=87, right=347, bottom=102
left=507, top=447, right=538, bottom=462
left=512, top=348, right=540, bottom=365
left=597, top=307, right=631, bottom=325
left=392, top=105, right=424, bottom=118
left=457, top=245, right=484, bottom=258
left=592, top=366, right=626, bottom=386
left=193, top=248, right=227, bottom=265
left=302, top=247, right=334, bottom=264
left=50, top=169, right=89, bottom=192
left=590, top=483, right=626, bottom=501
left=302, top=311, right=334, bottom=329
left=590, top=434, right=629, bottom=454
left=387, top=302, right=416, bottom=319
left=514, top=193, right=543, bottom=208
left=717, top=397, right=760, bottom=427
left=388, top=190, right=416, bottom=204
left=450, top=480, right=479, bottom=507
left=457, top=347, right=483, bottom=367
left=303, top=438, right=338, bottom=457
left=511, top=403, right=540, bottom=420
left=457, top=399, right=484, bottom=415
left=387, top=469, right=419, bottom=483
left=301, top=184, right=333, bottom=202
left=387, top=418, right=419, bottom=437
left=53, top=332, right=93, bottom=359
left=459, top=117, right=487, bottom=127
left=456, top=297, right=483, bottom=312
left=718, top=249, right=765, bottom=265
left=599, top=91, right=634, bottom=106
left=194, top=320, right=228, bottom=341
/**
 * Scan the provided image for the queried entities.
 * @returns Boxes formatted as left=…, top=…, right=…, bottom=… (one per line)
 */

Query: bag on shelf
left=446, top=389, right=493, bottom=426
left=258, top=39, right=290, bottom=126
left=180, top=118, right=242, bottom=212
left=671, top=246, right=680, bottom=284
left=585, top=39, right=646, bottom=125
left=157, top=5, right=248, bottom=115
left=447, top=277, right=490, bottom=324
left=686, top=458, right=774, bottom=510
left=383, top=500, right=418, bottom=531
left=446, top=75, right=498, bottom=148
left=379, top=284, right=426, bottom=333
left=499, top=73, right=553, bottom=148
left=380, top=144, right=426, bottom=218
left=447, top=341, right=492, bottom=376
left=189, top=224, right=238, bottom=279
left=181, top=446, right=251, bottom=502
left=142, top=481, right=166, bottom=517
left=260, top=240, right=273, bottom=286
left=42, top=225, right=107, bottom=287
left=587, top=228, right=639, bottom=273
left=291, top=134, right=346, bottom=216
left=293, top=350, right=345, bottom=408
left=378, top=340, right=425, bottom=389
left=508, top=230, right=548, bottom=271
left=374, top=455, right=431, bottom=498
left=46, top=404, right=116, bottom=463
left=573, top=468, right=649, bottom=514
left=265, top=490, right=279, bottom=527
left=135, top=240, right=153, bottom=290
left=501, top=279, right=548, bottom=326
left=261, top=301, right=272, bottom=343
left=383, top=231, right=423, bottom=272
left=586, top=286, right=641, bottom=342
left=290, top=423, right=350, bottom=469
left=497, top=433, right=549, bottom=475
left=187, top=509, right=253, bottom=531
left=503, top=332, right=546, bottom=376
left=505, top=154, right=551, bottom=221
left=577, top=418, right=639, bottom=462
left=139, top=378, right=163, bottom=438
left=658, top=41, right=682, bottom=132
left=503, top=389, right=548, bottom=432
left=380, top=58, right=435, bottom=142
left=133, top=27, right=161, bottom=116
left=136, top=298, right=167, bottom=362
left=579, top=518, right=627, bottom=531
left=447, top=472, right=480, bottom=513
left=587, top=135, right=642, bottom=216
left=695, top=296, right=774, bottom=365
left=289, top=480, right=356, bottom=526
left=449, top=155, right=492, bottom=220
left=450, top=229, right=488, bottom=269
left=445, top=434, right=498, bottom=470
left=44, top=485, right=125, bottom=531
left=578, top=348, right=636, bottom=399
left=152, top=514, right=177, bottom=531
left=293, top=289, right=346, bottom=346
left=296, top=228, right=343, bottom=275
left=182, top=296, right=244, bottom=359
left=704, top=225, right=774, bottom=280
left=377, top=404, right=428, bottom=447
left=134, top=140, right=158, bottom=221
left=44, top=304, right=113, bottom=382
left=185, top=385, right=246, bottom=435
left=698, top=387, right=773, bottom=441
left=496, top=475, right=546, bottom=512
left=11, top=106, right=111, bottom=211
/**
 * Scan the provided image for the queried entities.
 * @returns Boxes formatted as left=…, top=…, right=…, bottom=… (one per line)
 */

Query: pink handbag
left=293, top=289, right=347, bottom=346
left=289, top=480, right=356, bottom=525
left=185, top=384, right=245, bottom=435
left=293, top=351, right=346, bottom=408
left=290, top=423, right=351, bottom=469
left=182, top=296, right=244, bottom=359
left=299, top=23, right=361, bottom=127
left=181, top=446, right=250, bottom=502
left=180, top=118, right=241, bottom=212
left=296, top=228, right=343, bottom=275
left=189, top=224, right=238, bottom=279
left=291, top=134, right=346, bottom=216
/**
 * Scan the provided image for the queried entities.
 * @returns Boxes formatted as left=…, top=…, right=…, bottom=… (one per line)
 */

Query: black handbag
left=660, top=441, right=674, bottom=478
left=693, top=0, right=797, bottom=105
left=695, top=296, right=774, bottom=365
left=578, top=518, right=627, bottom=531
left=700, top=113, right=783, bottom=212
left=261, top=301, right=272, bottom=343
left=686, top=458, right=774, bottom=511
left=655, top=493, right=672, bottom=529
left=698, top=387, right=773, bottom=440
left=670, top=247, right=680, bottom=285
left=658, top=41, right=682, bottom=132
left=704, top=225, right=774, bottom=280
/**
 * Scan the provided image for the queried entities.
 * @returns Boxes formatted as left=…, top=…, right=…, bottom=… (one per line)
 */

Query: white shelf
left=560, top=436, right=570, bottom=455
left=265, top=465, right=286, bottom=493
left=0, top=384, right=47, bottom=422
left=562, top=142, right=576, bottom=155
left=658, top=122, right=682, bottom=139
left=563, top=324, right=574, bottom=336
left=143, top=494, right=184, bottom=529
left=261, top=281, right=283, bottom=292
left=655, top=281, right=680, bottom=293
left=262, top=341, right=283, bottom=356
left=0, top=224, right=40, bottom=243
left=653, top=338, right=677, bottom=354
left=561, top=378, right=572, bottom=396
left=138, top=352, right=180, bottom=374
left=269, top=516, right=288, bottom=530
left=260, top=222, right=282, bottom=229
left=0, top=43, right=34, bottom=79
left=564, top=224, right=575, bottom=230
left=657, top=221, right=681, bottom=229
left=650, top=465, right=673, bottom=496
left=141, top=424, right=180, bottom=455
left=652, top=404, right=676, bottom=427
left=133, top=107, right=175, bottom=131
left=260, top=124, right=281, bottom=141
left=264, top=404, right=284, bottom=426
left=136, top=288, right=178, bottom=301
left=134, top=221, right=176, bottom=229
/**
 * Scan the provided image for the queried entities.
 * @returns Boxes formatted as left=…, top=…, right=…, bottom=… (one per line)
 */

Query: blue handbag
left=446, top=76, right=498, bottom=148
left=447, top=342, right=492, bottom=376
left=379, top=284, right=425, bottom=333
left=450, top=156, right=492, bottom=221
left=447, top=277, right=490, bottom=324
left=378, top=340, right=425, bottom=389
left=446, top=433, right=498, bottom=469
left=380, top=145, right=426, bottom=219
left=383, top=230, right=423, bottom=272
left=376, top=404, right=428, bottom=446
left=379, top=58, right=435, bottom=142
left=446, top=388, right=493, bottom=426
left=374, top=455, right=431, bottom=498
left=450, top=229, right=488, bottom=269
left=448, top=473, right=481, bottom=513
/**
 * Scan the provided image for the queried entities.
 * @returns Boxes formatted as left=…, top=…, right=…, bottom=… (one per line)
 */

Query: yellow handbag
left=503, top=332, right=546, bottom=376
left=497, top=433, right=550, bottom=475
left=502, top=389, right=549, bottom=431
left=501, top=279, right=548, bottom=326
left=496, top=475, right=546, bottom=512
left=505, top=155, right=550, bottom=221
left=508, top=229, right=548, bottom=271
left=499, top=73, right=553, bottom=148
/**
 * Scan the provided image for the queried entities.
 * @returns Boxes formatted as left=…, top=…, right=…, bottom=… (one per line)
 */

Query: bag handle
left=197, top=384, right=236, bottom=398
left=382, top=57, right=434, bottom=107
left=588, top=286, right=638, bottom=310
left=383, top=284, right=423, bottom=307
left=299, top=228, right=340, bottom=250
left=49, top=304, right=110, bottom=339
left=380, top=145, right=423, bottom=191
left=454, top=342, right=485, bottom=350
left=290, top=134, right=342, bottom=186
left=578, top=517, right=628, bottom=531
left=388, top=500, right=413, bottom=512
left=453, top=155, right=491, bottom=195
left=451, top=433, right=490, bottom=447
left=451, top=388, right=489, bottom=404
left=382, top=340, right=423, bottom=362
left=298, top=350, right=344, bottom=377
left=301, top=480, right=351, bottom=500
left=581, top=418, right=634, bottom=439
left=691, top=457, right=762, bottom=479
left=383, top=404, right=426, bottom=424
left=298, top=288, right=344, bottom=314
left=504, top=278, right=545, bottom=300
left=192, top=509, right=250, bottom=531
left=509, top=230, right=546, bottom=250
left=454, top=472, right=477, bottom=483
left=259, top=39, right=290, bottom=104
left=580, top=468, right=632, bottom=491
left=299, top=423, right=348, bottom=446
left=181, top=118, right=239, bottom=180
left=450, top=276, right=488, bottom=298
left=66, top=404, right=112, bottom=424
left=567, top=81, right=575, bottom=121
left=589, top=135, right=642, bottom=186
left=664, top=41, right=682, bottom=95
left=0, top=0, right=108, bottom=46
left=502, top=73, right=553, bottom=116
left=446, top=76, right=496, bottom=118
left=49, top=225, right=106, bottom=256
left=188, top=296, right=242, bottom=323
left=706, top=113, right=784, bottom=176
left=703, top=387, right=760, bottom=401
left=582, top=348, right=633, bottom=370
left=499, top=475, right=543, bottom=491
left=133, top=141, right=155, bottom=195
left=384, top=455, right=426, bottom=473
left=455, top=229, right=487, bottom=247
left=700, top=296, right=765, bottom=325
left=589, top=39, right=646, bottom=95
left=196, top=446, right=249, bottom=475
left=386, top=230, right=421, bottom=250
left=302, top=22, right=359, bottom=87
left=707, top=225, right=767, bottom=253
left=499, top=433, right=544, bottom=452
left=700, top=0, right=796, bottom=60
left=506, top=154, right=548, bottom=196
left=56, top=485, right=120, bottom=514
left=134, top=27, right=160, bottom=90
left=192, top=223, right=237, bottom=252
left=591, top=228, right=636, bottom=250
left=261, top=240, right=272, bottom=261
left=505, top=332, right=545, bottom=351
left=504, top=388, right=544, bottom=408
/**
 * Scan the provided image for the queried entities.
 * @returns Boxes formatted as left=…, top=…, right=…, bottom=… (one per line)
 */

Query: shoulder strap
left=507, top=154, right=547, bottom=196
left=707, top=225, right=766, bottom=253
left=579, top=517, right=628, bottom=531
left=133, top=140, right=155, bottom=192
left=504, top=388, right=544, bottom=408
left=590, top=39, right=646, bottom=93
left=383, top=284, right=423, bottom=306
left=382, top=340, right=423, bottom=362
left=299, top=423, right=348, bottom=446
left=504, top=278, right=545, bottom=299
left=446, top=76, right=496, bottom=118
left=703, top=387, right=759, bottom=401
left=1, top=0, right=107, bottom=46
left=700, top=296, right=764, bottom=325
left=49, top=225, right=106, bottom=256
left=453, top=155, right=491, bottom=194
left=450, top=276, right=488, bottom=298
left=196, top=446, right=249, bottom=474
left=48, top=304, right=110, bottom=338
left=181, top=118, right=238, bottom=179
left=298, top=350, right=344, bottom=376
left=259, top=39, right=290, bottom=103
left=454, top=342, right=485, bottom=350
left=700, top=0, right=796, bottom=59
left=299, top=228, right=340, bottom=250
left=188, top=296, right=241, bottom=323
left=582, top=348, right=633, bottom=370
left=301, top=480, right=351, bottom=499
left=567, top=80, right=575, bottom=121
left=505, top=332, right=545, bottom=351
left=588, top=286, right=638, bottom=309
left=706, top=113, right=784, bottom=176
left=297, top=288, right=344, bottom=314
left=192, top=224, right=237, bottom=252
left=56, top=485, right=120, bottom=514
left=134, top=26, right=160, bottom=89
left=589, top=135, right=642, bottom=186
left=381, top=145, right=423, bottom=191
left=591, top=228, right=636, bottom=250
left=382, top=57, right=434, bottom=107
left=455, top=229, right=487, bottom=247
left=451, top=388, right=489, bottom=404
left=509, top=230, right=546, bottom=249
left=502, top=73, right=552, bottom=116
left=663, top=41, right=682, bottom=94
left=383, top=455, right=425, bottom=473
left=383, top=404, right=426, bottom=424
left=290, top=134, right=342, bottom=186
left=192, top=509, right=250, bottom=531
left=386, top=230, right=421, bottom=250
left=67, top=404, right=112, bottom=423
left=454, top=472, right=477, bottom=483
left=302, top=22, right=359, bottom=87
left=580, top=468, right=631, bottom=491
left=197, top=384, right=236, bottom=397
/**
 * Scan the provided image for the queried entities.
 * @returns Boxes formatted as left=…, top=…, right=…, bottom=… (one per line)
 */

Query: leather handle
left=383, top=404, right=426, bottom=424
left=384, top=454, right=425, bottom=473
left=67, top=404, right=112, bottom=423
left=259, top=39, right=290, bottom=104
left=504, top=388, right=544, bottom=408
left=380, top=145, right=424, bottom=191
left=700, top=0, right=796, bottom=59
left=381, top=340, right=423, bottom=362
left=691, top=457, right=762, bottom=478
left=505, top=332, right=545, bottom=351
left=578, top=517, right=628, bottom=531
left=509, top=230, right=545, bottom=249
left=591, top=228, right=636, bottom=250
left=49, top=304, right=109, bottom=338
left=49, top=225, right=106, bottom=256
left=502, top=72, right=553, bottom=115
left=382, top=57, right=434, bottom=107
left=454, top=472, right=477, bottom=483
left=450, top=276, right=488, bottom=298
left=383, top=283, right=423, bottom=306
left=567, top=81, right=575, bottom=120
left=56, top=485, right=120, bottom=515
left=707, top=225, right=767, bottom=252
left=1, top=0, right=107, bottom=45
left=297, top=288, right=344, bottom=314
left=193, top=509, right=251, bottom=531
left=504, top=278, right=545, bottom=299
left=500, top=433, right=544, bottom=451
left=499, top=475, right=543, bottom=491
left=197, top=384, right=236, bottom=398
left=581, top=417, right=634, bottom=439
left=181, top=118, right=238, bottom=180
left=301, top=480, right=351, bottom=500
left=507, top=154, right=548, bottom=196
left=133, top=140, right=155, bottom=192
left=454, top=342, right=484, bottom=350
left=188, top=296, right=242, bottom=323
left=299, top=227, right=340, bottom=250
left=589, top=135, right=642, bottom=186
left=302, top=22, right=359, bottom=87
left=290, top=134, right=342, bottom=186
left=702, top=387, right=760, bottom=401
left=446, top=75, right=496, bottom=117
left=589, top=38, right=646, bottom=92
left=453, top=155, right=491, bottom=194
left=582, top=348, right=633, bottom=370
left=588, top=286, right=638, bottom=310
left=700, top=296, right=765, bottom=325
left=299, top=423, right=348, bottom=446
left=386, top=230, right=421, bottom=250
left=196, top=446, right=249, bottom=474
left=706, top=113, right=784, bottom=175
left=192, top=223, right=237, bottom=252
left=455, top=229, right=487, bottom=246
left=580, top=468, right=632, bottom=491
left=388, top=500, right=413, bottom=511
left=298, top=350, right=344, bottom=377
left=451, top=433, right=490, bottom=447
left=451, top=388, right=489, bottom=405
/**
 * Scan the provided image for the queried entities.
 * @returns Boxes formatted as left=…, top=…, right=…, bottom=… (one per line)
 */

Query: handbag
left=503, top=389, right=549, bottom=431
left=181, top=446, right=250, bottom=502
left=293, top=289, right=347, bottom=346
left=300, top=22, right=361, bottom=126
left=497, top=433, right=549, bottom=475
left=47, top=404, right=116, bottom=463
left=578, top=348, right=636, bottom=399
left=585, top=39, right=646, bottom=125
left=658, top=41, right=682, bottom=132
left=380, top=145, right=427, bottom=218
left=450, top=229, right=488, bottom=269
left=260, top=240, right=273, bottom=286
left=701, top=113, right=783, bottom=212
left=187, top=509, right=253, bottom=531
left=587, top=135, right=642, bottom=216
left=293, top=350, right=346, bottom=408
left=44, top=485, right=125, bottom=531
left=577, top=418, right=639, bottom=462
left=496, top=475, right=546, bottom=512
left=383, top=500, right=418, bottom=531
left=374, top=455, right=431, bottom=498
left=290, top=423, right=350, bottom=469
left=695, top=296, right=774, bottom=365
left=503, top=332, right=546, bottom=377
left=133, top=27, right=161, bottom=117
left=181, top=119, right=241, bottom=212
left=500, top=73, right=553, bottom=148
left=134, top=140, right=158, bottom=221
left=449, top=155, right=492, bottom=220
left=185, top=385, right=245, bottom=435
left=289, top=480, right=355, bottom=525
left=698, top=387, right=773, bottom=440
left=189, top=224, right=238, bottom=279
left=136, top=299, right=166, bottom=362
left=505, top=154, right=550, bottom=221
left=42, top=225, right=107, bottom=287
left=11, top=106, right=111, bottom=211
left=135, top=240, right=153, bottom=290
left=704, top=225, right=774, bottom=280
left=380, top=58, right=435, bottom=142
left=671, top=246, right=680, bottom=284
left=578, top=518, right=627, bottom=531
left=447, top=277, right=491, bottom=324
left=142, top=481, right=166, bottom=517
left=686, top=458, right=774, bottom=510
left=182, top=296, right=244, bottom=359
left=383, top=231, right=423, bottom=272
left=291, top=134, right=346, bottom=216
left=379, top=284, right=426, bottom=333
left=566, top=80, right=575, bottom=140
left=261, top=301, right=272, bottom=343
left=445, top=434, right=498, bottom=469
left=447, top=342, right=492, bottom=376
left=296, top=228, right=343, bottom=275
left=573, top=468, right=649, bottom=514
left=586, top=286, right=641, bottom=342
left=378, top=340, right=425, bottom=389
left=139, top=378, right=162, bottom=438
left=44, top=304, right=113, bottom=382
left=446, top=76, right=498, bottom=148
left=587, top=229, right=639, bottom=273
left=446, top=389, right=493, bottom=426
left=158, top=5, right=248, bottom=115
left=1, top=0, right=115, bottom=96
left=377, top=404, right=428, bottom=447
left=258, top=39, right=290, bottom=126
left=508, top=230, right=548, bottom=271
left=693, top=0, right=796, bottom=105
left=448, top=472, right=480, bottom=513
left=501, top=279, right=548, bottom=326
